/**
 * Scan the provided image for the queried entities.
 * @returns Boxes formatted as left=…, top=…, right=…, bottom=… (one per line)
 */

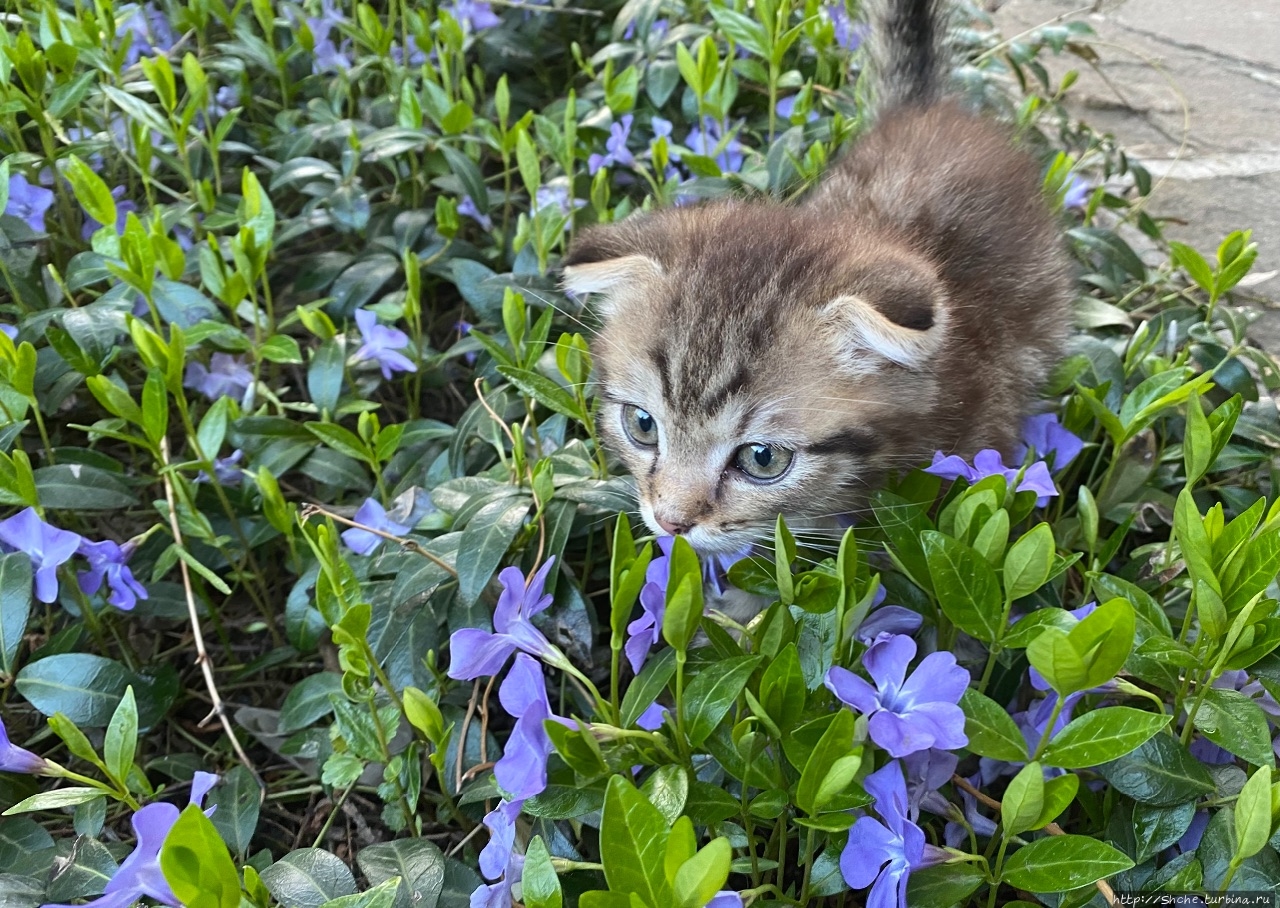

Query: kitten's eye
left=734, top=443, right=794, bottom=481
left=622, top=405, right=659, bottom=446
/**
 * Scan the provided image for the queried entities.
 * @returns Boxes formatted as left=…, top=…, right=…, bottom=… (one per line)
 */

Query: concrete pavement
left=991, top=0, right=1280, bottom=350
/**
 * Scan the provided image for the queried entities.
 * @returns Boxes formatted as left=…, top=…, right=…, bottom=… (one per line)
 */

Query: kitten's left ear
left=822, top=259, right=949, bottom=370
left=561, top=220, right=665, bottom=319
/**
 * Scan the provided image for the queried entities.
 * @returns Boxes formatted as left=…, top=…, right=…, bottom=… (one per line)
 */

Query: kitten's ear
left=561, top=223, right=665, bottom=319
left=823, top=260, right=948, bottom=370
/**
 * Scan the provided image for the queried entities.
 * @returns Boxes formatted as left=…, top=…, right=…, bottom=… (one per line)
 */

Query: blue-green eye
left=734, top=443, right=794, bottom=481
left=623, top=405, right=658, bottom=446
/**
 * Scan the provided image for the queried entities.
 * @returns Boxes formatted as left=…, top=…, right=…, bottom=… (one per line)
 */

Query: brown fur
left=562, top=45, right=1070, bottom=557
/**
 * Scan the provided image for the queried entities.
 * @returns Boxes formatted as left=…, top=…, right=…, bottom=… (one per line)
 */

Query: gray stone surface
left=992, top=0, right=1280, bottom=350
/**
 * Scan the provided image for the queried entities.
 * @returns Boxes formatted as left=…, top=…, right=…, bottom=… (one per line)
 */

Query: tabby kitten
left=562, top=0, right=1071, bottom=557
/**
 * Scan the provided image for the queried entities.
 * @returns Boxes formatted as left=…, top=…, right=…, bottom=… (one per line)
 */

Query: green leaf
left=34, top=464, right=136, bottom=510
left=1026, top=627, right=1088, bottom=696
left=210, top=765, right=261, bottom=858
left=356, top=838, right=446, bottom=908
left=1041, top=707, right=1170, bottom=768
left=906, top=863, right=986, bottom=908
left=103, top=686, right=138, bottom=786
left=2, top=787, right=105, bottom=816
left=1183, top=392, right=1213, bottom=485
left=1195, top=687, right=1275, bottom=768
left=683, top=655, right=762, bottom=747
left=672, top=838, right=730, bottom=908
left=1033, top=773, right=1079, bottom=830
left=758, top=643, right=805, bottom=732
left=260, top=849, right=358, bottom=908
left=1169, top=241, right=1215, bottom=294
left=600, top=775, right=672, bottom=908
left=16, top=654, right=139, bottom=726
left=1096, top=734, right=1215, bottom=806
left=922, top=531, right=1004, bottom=643
left=307, top=339, right=345, bottom=415
left=1175, top=488, right=1219, bottom=595
left=497, top=366, right=582, bottom=421
left=306, top=423, right=371, bottom=464
left=641, top=764, right=688, bottom=827
left=319, top=878, right=401, bottom=908
left=159, top=804, right=242, bottom=908
left=278, top=673, right=345, bottom=734
left=662, top=537, right=704, bottom=653
left=1003, top=523, right=1055, bottom=599
left=63, top=155, right=117, bottom=230
left=455, top=496, right=531, bottom=607
left=521, top=836, right=562, bottom=908
left=1001, top=835, right=1133, bottom=891
left=0, top=552, right=32, bottom=677
left=621, top=648, right=677, bottom=728
left=1002, top=762, right=1046, bottom=837
left=1233, top=765, right=1274, bottom=862
left=960, top=689, right=1030, bottom=761
left=1132, top=802, right=1196, bottom=863
left=796, top=709, right=856, bottom=815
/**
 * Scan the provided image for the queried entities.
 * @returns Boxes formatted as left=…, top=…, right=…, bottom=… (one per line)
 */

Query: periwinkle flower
left=533, top=184, right=586, bottom=225
left=390, top=35, right=429, bottom=66
left=0, top=325, right=17, bottom=341
left=457, top=195, right=493, bottom=231
left=352, top=309, right=417, bottom=380
left=625, top=537, right=673, bottom=673
left=78, top=539, right=148, bottom=611
left=589, top=115, right=636, bottom=174
left=776, top=94, right=819, bottom=124
left=841, top=761, right=947, bottom=908
left=902, top=747, right=958, bottom=821
left=208, top=86, right=241, bottom=118
left=707, top=894, right=743, bottom=908
left=856, top=586, right=924, bottom=645
left=305, top=0, right=352, bottom=73
left=635, top=702, right=668, bottom=731
left=685, top=117, right=745, bottom=173
left=443, top=0, right=502, bottom=32
left=475, top=798, right=525, bottom=907
left=341, top=498, right=412, bottom=556
left=195, top=450, right=245, bottom=487
left=5, top=174, right=55, bottom=233
left=942, top=774, right=998, bottom=848
left=924, top=449, right=1058, bottom=506
left=622, top=17, right=668, bottom=42
left=0, top=714, right=51, bottom=774
left=494, top=653, right=570, bottom=801
left=448, top=558, right=560, bottom=679
left=184, top=353, right=254, bottom=402
left=1015, top=413, right=1083, bottom=472
left=116, top=3, right=177, bottom=66
left=43, top=773, right=218, bottom=908
left=825, top=634, right=968, bottom=758
left=825, top=2, right=864, bottom=52
left=1062, top=176, right=1092, bottom=211
left=0, top=508, right=83, bottom=604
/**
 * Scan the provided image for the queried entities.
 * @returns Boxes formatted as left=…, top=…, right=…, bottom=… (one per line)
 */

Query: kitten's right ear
left=561, top=225, right=664, bottom=320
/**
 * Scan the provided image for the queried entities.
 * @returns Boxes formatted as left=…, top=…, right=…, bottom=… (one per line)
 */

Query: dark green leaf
left=684, top=655, right=763, bottom=747
left=454, top=497, right=531, bottom=607
left=1096, top=734, right=1215, bottom=806
left=356, top=839, right=446, bottom=908
left=260, top=849, right=358, bottom=908
left=0, top=553, right=32, bottom=677
left=922, top=531, right=1004, bottom=643
left=961, top=688, right=1030, bottom=761
left=210, top=765, right=261, bottom=858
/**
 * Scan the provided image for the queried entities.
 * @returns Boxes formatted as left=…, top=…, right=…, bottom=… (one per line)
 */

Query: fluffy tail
left=864, top=0, right=950, bottom=110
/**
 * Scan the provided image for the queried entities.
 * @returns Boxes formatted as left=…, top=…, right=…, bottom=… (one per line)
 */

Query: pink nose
left=655, top=515, right=693, bottom=536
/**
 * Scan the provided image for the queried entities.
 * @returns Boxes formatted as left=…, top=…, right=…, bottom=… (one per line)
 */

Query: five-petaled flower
left=0, top=714, right=51, bottom=775
left=0, top=508, right=82, bottom=604
left=924, top=449, right=1058, bottom=506
left=78, top=539, right=149, bottom=611
left=589, top=115, right=636, bottom=174
left=5, top=174, right=55, bottom=233
left=184, top=353, right=254, bottom=403
left=685, top=117, right=745, bottom=173
left=341, top=498, right=412, bottom=556
left=1015, top=412, right=1084, bottom=472
left=448, top=557, right=563, bottom=679
left=43, top=772, right=219, bottom=908
left=841, top=761, right=947, bottom=908
left=825, top=634, right=968, bottom=758
left=352, top=309, right=417, bottom=380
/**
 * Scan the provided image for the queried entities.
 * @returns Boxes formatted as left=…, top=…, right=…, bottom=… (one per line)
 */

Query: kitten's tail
left=864, top=0, right=950, bottom=111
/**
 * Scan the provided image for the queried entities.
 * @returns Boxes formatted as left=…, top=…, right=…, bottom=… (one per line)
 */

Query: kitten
left=562, top=0, right=1071, bottom=559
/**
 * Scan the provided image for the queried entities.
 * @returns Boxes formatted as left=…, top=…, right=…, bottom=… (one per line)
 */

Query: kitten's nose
left=655, top=514, right=693, bottom=536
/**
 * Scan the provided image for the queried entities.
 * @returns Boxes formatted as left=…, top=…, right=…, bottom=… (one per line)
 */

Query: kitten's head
left=563, top=202, right=952, bottom=555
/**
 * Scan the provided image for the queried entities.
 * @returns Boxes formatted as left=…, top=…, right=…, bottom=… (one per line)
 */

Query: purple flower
left=82, top=186, right=139, bottom=240
left=457, top=195, right=493, bottom=231
left=352, top=309, right=417, bottom=380
left=533, top=185, right=586, bottom=225
left=443, top=0, right=502, bottom=32
left=448, top=558, right=560, bottom=679
left=625, top=537, right=673, bottom=673
left=42, top=773, right=218, bottom=908
left=209, top=86, right=240, bottom=118
left=942, top=774, right=998, bottom=847
left=184, top=353, right=254, bottom=402
left=196, top=450, right=245, bottom=487
left=475, top=797, right=525, bottom=908
left=622, top=17, right=668, bottom=41
left=1063, top=176, right=1092, bottom=210
left=77, top=539, right=148, bottom=611
left=685, top=118, right=745, bottom=173
left=902, top=747, right=958, bottom=821
left=825, top=634, right=968, bottom=758
left=589, top=115, right=636, bottom=175
left=0, top=714, right=51, bottom=774
left=495, top=653, right=570, bottom=801
left=707, top=894, right=743, bottom=908
left=117, top=3, right=177, bottom=66
left=306, top=0, right=352, bottom=73
left=841, top=761, right=947, bottom=908
left=5, top=174, right=55, bottom=233
left=825, top=2, right=864, bottom=52
left=1175, top=810, right=1209, bottom=854
left=636, top=702, right=667, bottom=731
left=0, top=508, right=83, bottom=604
left=390, top=35, right=429, bottom=66
left=924, top=449, right=1059, bottom=506
left=341, top=498, right=413, bottom=555
left=0, top=325, right=17, bottom=341
left=776, top=95, right=819, bottom=124
left=856, top=587, right=924, bottom=646
left=1014, top=413, right=1083, bottom=473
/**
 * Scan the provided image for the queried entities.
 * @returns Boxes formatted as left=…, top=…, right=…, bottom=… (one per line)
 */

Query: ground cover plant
left=1, top=0, right=1279, bottom=907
